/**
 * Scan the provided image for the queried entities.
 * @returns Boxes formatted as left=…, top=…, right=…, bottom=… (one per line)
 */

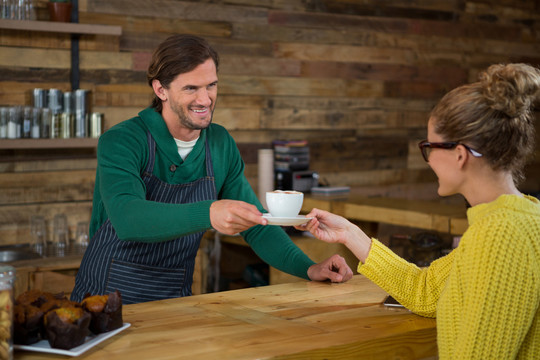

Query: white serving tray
left=14, top=322, right=131, bottom=357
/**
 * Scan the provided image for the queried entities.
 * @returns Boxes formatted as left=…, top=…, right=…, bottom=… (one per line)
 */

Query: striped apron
left=71, top=131, right=217, bottom=304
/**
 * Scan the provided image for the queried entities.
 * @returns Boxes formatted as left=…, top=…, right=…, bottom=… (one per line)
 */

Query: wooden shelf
left=0, top=19, right=122, bottom=36
left=0, top=17, right=119, bottom=149
left=0, top=138, right=98, bottom=149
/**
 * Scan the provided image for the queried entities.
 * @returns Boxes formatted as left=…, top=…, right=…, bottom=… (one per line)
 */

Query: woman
left=299, top=63, right=540, bottom=359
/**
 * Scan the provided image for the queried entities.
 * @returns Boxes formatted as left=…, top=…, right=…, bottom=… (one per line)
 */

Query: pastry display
left=13, top=290, right=123, bottom=350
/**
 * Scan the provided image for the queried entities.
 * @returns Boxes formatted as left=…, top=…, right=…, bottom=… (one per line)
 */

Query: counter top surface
left=15, top=275, right=437, bottom=360
left=7, top=253, right=83, bottom=271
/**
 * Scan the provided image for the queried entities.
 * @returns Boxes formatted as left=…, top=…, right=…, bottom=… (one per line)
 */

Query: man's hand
left=307, top=254, right=353, bottom=283
left=210, top=199, right=267, bottom=235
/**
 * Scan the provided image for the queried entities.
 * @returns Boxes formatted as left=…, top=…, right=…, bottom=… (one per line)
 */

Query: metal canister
left=32, top=88, right=47, bottom=108
left=64, top=92, right=73, bottom=113
left=0, top=265, right=15, bottom=360
left=89, top=112, right=103, bottom=138
left=74, top=113, right=87, bottom=138
left=40, top=108, right=51, bottom=138
left=48, top=89, right=63, bottom=114
left=74, top=89, right=88, bottom=138
left=59, top=113, right=72, bottom=138
left=50, top=113, right=62, bottom=139
left=58, top=92, right=74, bottom=138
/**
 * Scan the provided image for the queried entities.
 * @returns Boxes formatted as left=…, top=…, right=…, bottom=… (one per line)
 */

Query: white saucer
left=263, top=214, right=313, bottom=226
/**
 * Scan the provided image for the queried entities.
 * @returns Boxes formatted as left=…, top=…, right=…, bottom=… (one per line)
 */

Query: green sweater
left=89, top=107, right=314, bottom=279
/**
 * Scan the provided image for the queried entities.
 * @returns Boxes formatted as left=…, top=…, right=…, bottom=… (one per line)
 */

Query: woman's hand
left=296, top=208, right=353, bottom=244
left=297, top=208, right=373, bottom=263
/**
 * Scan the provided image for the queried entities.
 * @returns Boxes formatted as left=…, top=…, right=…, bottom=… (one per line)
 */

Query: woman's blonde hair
left=430, top=63, right=540, bottom=182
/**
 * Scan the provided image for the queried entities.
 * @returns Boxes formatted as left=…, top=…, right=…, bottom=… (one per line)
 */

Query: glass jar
left=6, top=106, right=21, bottom=139
left=0, top=266, right=15, bottom=360
left=22, top=106, right=32, bottom=139
left=30, top=107, right=40, bottom=139
left=0, top=107, right=7, bottom=139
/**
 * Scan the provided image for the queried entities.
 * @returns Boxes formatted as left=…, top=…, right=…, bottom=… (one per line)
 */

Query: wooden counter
left=15, top=275, right=437, bottom=360
left=303, top=194, right=468, bottom=235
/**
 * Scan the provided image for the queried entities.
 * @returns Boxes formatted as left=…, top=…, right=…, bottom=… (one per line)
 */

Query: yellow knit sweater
left=359, top=194, right=540, bottom=359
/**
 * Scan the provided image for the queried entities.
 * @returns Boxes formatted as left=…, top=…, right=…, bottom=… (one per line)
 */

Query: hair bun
left=480, top=63, right=540, bottom=118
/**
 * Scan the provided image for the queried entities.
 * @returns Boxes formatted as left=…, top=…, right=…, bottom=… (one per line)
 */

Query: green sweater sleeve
left=242, top=225, right=315, bottom=280
left=215, top=129, right=315, bottom=279
left=94, top=123, right=213, bottom=242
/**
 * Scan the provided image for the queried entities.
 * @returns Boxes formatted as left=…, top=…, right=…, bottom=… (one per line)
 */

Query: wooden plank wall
left=1, top=0, right=539, bottom=246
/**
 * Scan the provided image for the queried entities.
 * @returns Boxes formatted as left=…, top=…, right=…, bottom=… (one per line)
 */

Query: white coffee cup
left=266, top=190, right=304, bottom=218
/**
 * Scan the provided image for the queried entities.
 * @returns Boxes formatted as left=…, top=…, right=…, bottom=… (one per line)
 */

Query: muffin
left=13, top=304, right=43, bottom=345
left=40, top=298, right=78, bottom=314
left=81, top=290, right=123, bottom=334
left=44, top=307, right=91, bottom=350
left=16, top=290, right=58, bottom=308
left=14, top=290, right=64, bottom=345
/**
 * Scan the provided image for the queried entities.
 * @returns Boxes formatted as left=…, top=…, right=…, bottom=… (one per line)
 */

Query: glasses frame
left=418, top=140, right=482, bottom=162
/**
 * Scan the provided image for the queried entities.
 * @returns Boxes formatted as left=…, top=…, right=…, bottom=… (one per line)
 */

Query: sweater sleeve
left=446, top=218, right=539, bottom=359
left=96, top=125, right=213, bottom=242
left=215, top=130, right=315, bottom=279
left=359, top=238, right=455, bottom=317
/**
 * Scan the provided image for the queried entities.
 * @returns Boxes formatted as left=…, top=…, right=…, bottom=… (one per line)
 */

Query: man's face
left=160, top=58, right=218, bottom=135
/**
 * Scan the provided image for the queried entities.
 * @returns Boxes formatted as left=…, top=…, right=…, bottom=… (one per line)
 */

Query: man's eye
left=208, top=83, right=217, bottom=89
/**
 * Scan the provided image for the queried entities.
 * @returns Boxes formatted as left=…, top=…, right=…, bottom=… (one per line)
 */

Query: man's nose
left=195, top=89, right=212, bottom=107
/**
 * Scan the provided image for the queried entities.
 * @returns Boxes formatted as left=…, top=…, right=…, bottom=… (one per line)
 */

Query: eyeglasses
left=418, top=140, right=483, bottom=162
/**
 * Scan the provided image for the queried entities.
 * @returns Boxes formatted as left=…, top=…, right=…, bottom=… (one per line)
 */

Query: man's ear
left=152, top=79, right=167, bottom=101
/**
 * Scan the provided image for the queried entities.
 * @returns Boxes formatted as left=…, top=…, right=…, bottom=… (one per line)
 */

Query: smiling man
left=71, top=34, right=353, bottom=304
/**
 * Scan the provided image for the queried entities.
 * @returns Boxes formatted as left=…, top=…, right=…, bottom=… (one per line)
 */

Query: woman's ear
left=455, top=144, right=469, bottom=169
left=152, top=79, right=167, bottom=101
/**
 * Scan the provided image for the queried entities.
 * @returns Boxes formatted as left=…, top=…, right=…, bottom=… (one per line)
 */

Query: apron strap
left=144, top=131, right=156, bottom=175
left=204, top=138, right=215, bottom=178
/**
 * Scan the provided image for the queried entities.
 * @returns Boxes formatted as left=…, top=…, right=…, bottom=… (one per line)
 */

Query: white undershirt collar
left=174, top=136, right=199, bottom=160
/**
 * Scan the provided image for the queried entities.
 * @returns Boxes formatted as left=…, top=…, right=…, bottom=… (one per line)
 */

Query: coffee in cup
left=266, top=190, right=303, bottom=218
